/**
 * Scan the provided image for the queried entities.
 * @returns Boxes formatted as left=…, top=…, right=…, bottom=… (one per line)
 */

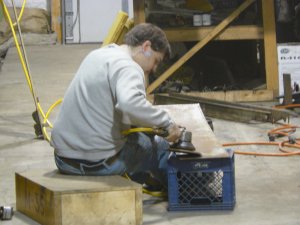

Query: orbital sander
left=169, top=129, right=198, bottom=155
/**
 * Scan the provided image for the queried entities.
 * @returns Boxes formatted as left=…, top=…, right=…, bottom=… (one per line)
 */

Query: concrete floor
left=0, top=44, right=300, bottom=225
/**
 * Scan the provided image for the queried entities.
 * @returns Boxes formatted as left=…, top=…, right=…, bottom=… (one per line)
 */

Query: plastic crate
left=168, top=149, right=235, bottom=211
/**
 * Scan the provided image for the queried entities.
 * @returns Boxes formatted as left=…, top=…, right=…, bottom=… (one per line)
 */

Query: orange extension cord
left=222, top=124, right=300, bottom=156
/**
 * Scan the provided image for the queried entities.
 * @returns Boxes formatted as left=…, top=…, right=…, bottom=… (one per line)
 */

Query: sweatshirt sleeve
left=112, top=64, right=173, bottom=129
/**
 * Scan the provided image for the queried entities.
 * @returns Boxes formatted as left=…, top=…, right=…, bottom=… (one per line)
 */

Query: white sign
left=277, top=43, right=300, bottom=97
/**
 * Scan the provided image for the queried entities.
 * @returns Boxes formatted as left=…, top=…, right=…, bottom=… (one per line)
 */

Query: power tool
left=122, top=127, right=197, bottom=154
left=168, top=117, right=214, bottom=156
left=169, top=129, right=196, bottom=152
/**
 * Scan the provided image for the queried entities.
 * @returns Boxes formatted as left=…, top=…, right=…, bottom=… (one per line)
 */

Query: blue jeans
left=54, top=132, right=170, bottom=188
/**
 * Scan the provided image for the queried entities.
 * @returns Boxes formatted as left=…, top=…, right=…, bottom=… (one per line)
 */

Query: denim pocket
left=79, top=161, right=106, bottom=175
left=80, top=159, right=126, bottom=176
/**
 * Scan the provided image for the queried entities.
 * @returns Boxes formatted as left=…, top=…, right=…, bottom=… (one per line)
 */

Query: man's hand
left=165, top=123, right=182, bottom=143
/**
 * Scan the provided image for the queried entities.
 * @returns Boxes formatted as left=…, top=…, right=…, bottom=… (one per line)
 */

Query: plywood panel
left=156, top=104, right=228, bottom=158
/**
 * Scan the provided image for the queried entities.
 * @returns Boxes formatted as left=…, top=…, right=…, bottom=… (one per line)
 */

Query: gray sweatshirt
left=50, top=44, right=173, bottom=161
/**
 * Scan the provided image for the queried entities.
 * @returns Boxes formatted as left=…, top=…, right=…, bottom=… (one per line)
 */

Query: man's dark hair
left=124, top=23, right=171, bottom=60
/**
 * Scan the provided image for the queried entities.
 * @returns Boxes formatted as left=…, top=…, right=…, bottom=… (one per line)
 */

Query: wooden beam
left=164, top=25, right=263, bottom=42
left=51, top=0, right=62, bottom=43
left=146, top=0, right=255, bottom=94
left=133, top=0, right=145, bottom=25
left=183, top=90, right=274, bottom=102
left=262, top=0, right=278, bottom=96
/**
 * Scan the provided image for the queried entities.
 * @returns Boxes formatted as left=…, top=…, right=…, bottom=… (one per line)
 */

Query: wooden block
left=15, top=170, right=143, bottom=225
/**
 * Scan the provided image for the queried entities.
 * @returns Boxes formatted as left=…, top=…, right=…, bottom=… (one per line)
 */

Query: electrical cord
left=1, top=0, right=26, bottom=26
left=1, top=0, right=54, bottom=141
left=41, top=98, right=63, bottom=142
left=222, top=124, right=300, bottom=156
left=1, top=0, right=33, bottom=93
left=122, top=127, right=155, bottom=136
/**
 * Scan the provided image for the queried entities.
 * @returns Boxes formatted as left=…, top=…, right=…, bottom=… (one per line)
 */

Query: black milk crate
left=168, top=149, right=235, bottom=211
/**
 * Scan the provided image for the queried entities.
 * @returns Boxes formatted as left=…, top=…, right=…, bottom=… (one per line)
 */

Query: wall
left=68, top=0, right=133, bottom=43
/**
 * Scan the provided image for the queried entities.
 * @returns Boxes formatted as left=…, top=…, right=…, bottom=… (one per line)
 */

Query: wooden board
left=133, top=0, right=145, bottom=25
left=15, top=170, right=143, bottom=225
left=182, top=90, right=274, bottom=102
left=156, top=104, right=229, bottom=158
left=164, top=25, right=263, bottom=42
left=262, top=0, right=278, bottom=95
left=51, top=0, right=62, bottom=43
